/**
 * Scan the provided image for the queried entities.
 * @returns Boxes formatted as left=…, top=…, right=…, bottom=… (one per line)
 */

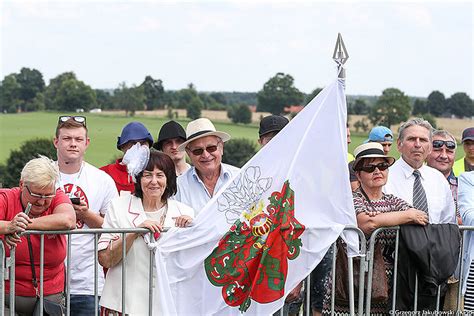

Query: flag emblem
left=204, top=167, right=305, bottom=312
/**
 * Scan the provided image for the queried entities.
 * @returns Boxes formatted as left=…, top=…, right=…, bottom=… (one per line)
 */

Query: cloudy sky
left=1, top=0, right=472, bottom=97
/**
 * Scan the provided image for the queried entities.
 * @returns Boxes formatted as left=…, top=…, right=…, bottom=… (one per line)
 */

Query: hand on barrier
left=7, top=212, right=32, bottom=234
left=4, top=233, right=22, bottom=248
left=172, top=215, right=193, bottom=228
left=138, top=219, right=163, bottom=239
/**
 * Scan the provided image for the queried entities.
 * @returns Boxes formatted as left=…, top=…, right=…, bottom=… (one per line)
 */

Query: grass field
left=0, top=112, right=468, bottom=168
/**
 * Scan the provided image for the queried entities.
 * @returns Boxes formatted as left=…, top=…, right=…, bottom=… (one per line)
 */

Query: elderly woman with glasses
left=98, top=149, right=195, bottom=315
left=348, top=142, right=429, bottom=313
left=0, top=156, right=76, bottom=315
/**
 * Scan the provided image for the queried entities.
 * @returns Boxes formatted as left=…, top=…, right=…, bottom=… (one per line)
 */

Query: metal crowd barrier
left=365, top=225, right=473, bottom=315
left=4, top=225, right=470, bottom=316
left=277, top=225, right=367, bottom=316
left=3, top=228, right=159, bottom=316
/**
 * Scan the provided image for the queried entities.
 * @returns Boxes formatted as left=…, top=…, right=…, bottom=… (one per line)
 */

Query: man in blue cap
left=100, top=121, right=153, bottom=195
left=366, top=125, right=394, bottom=155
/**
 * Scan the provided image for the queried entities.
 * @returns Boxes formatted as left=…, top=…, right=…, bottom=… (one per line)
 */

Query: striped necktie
left=412, top=170, right=429, bottom=214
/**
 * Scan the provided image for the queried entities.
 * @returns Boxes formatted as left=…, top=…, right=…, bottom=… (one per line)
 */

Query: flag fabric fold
left=154, top=78, right=358, bottom=315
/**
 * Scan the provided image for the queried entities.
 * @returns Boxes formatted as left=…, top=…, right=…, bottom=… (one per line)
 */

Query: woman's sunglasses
left=58, top=116, right=87, bottom=126
left=432, top=140, right=456, bottom=150
left=359, top=162, right=390, bottom=173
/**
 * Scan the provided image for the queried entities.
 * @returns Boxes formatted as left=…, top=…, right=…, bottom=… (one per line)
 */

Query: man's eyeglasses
left=187, top=143, right=220, bottom=156
left=359, top=162, right=390, bottom=173
left=58, top=116, right=87, bottom=126
left=433, top=140, right=456, bottom=150
left=25, top=185, right=56, bottom=199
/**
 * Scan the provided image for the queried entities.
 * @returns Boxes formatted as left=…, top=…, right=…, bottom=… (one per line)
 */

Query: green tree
left=227, top=105, right=252, bottom=124
left=16, top=67, right=45, bottom=104
left=113, top=83, right=145, bottom=116
left=304, top=87, right=323, bottom=105
left=199, top=92, right=219, bottom=110
left=368, top=88, right=411, bottom=128
left=44, top=72, right=97, bottom=111
left=426, top=91, right=446, bottom=117
left=186, top=97, right=203, bottom=120
left=447, top=92, right=473, bottom=118
left=257, top=73, right=304, bottom=114
left=141, top=75, right=164, bottom=110
left=421, top=113, right=437, bottom=129
left=95, top=89, right=114, bottom=109
left=412, top=99, right=428, bottom=115
left=352, top=99, right=369, bottom=115
left=353, top=118, right=369, bottom=133
left=1, top=138, right=57, bottom=188
left=0, top=74, right=21, bottom=112
left=209, top=92, right=227, bottom=105
left=222, top=139, right=257, bottom=168
left=177, top=83, right=199, bottom=109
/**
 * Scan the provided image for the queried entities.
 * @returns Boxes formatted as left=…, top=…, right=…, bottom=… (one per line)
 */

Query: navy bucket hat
left=117, top=122, right=154, bottom=150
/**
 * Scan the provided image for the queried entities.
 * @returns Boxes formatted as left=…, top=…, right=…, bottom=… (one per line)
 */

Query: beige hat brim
left=177, top=131, right=231, bottom=151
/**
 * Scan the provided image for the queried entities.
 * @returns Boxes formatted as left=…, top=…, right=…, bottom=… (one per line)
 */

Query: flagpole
left=332, top=33, right=360, bottom=316
left=332, top=33, right=349, bottom=80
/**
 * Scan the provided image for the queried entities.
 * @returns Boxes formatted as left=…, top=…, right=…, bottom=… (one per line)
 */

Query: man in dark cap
left=453, top=127, right=474, bottom=176
left=154, top=120, right=190, bottom=176
left=258, top=115, right=289, bottom=147
left=100, top=121, right=154, bottom=195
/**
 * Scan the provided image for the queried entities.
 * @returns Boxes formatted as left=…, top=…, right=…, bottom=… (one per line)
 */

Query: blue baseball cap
left=117, top=122, right=154, bottom=150
left=366, top=126, right=393, bottom=143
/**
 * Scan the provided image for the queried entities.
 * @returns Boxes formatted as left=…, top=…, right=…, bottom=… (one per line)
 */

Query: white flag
left=154, top=78, right=358, bottom=315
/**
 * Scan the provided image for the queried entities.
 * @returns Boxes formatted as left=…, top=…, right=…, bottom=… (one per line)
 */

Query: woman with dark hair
left=349, top=142, right=428, bottom=314
left=98, top=149, right=194, bottom=315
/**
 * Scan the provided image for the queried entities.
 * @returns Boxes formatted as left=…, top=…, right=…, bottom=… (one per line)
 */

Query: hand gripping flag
left=154, top=78, right=358, bottom=315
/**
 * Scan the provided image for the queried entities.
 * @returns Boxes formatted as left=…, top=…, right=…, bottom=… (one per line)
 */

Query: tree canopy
left=368, top=88, right=411, bottom=128
left=257, top=73, right=304, bottom=114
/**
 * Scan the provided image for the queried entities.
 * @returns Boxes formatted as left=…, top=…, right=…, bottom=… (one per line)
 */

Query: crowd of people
left=0, top=113, right=473, bottom=315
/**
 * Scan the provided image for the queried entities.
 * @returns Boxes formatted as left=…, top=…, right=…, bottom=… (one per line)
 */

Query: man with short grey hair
left=384, top=118, right=455, bottom=224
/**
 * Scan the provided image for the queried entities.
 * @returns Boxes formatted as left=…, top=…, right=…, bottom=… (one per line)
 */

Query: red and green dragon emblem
left=204, top=167, right=305, bottom=312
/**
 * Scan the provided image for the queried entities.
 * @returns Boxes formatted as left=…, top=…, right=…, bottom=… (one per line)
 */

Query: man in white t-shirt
left=54, top=116, right=118, bottom=315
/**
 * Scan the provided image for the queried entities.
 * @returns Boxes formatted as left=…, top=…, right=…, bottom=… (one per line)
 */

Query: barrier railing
left=4, top=228, right=160, bottom=316
left=365, top=225, right=469, bottom=315
left=4, top=225, right=470, bottom=315
left=277, top=225, right=367, bottom=316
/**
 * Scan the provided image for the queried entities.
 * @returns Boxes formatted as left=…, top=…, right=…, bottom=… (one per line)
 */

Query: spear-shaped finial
left=332, top=33, right=349, bottom=79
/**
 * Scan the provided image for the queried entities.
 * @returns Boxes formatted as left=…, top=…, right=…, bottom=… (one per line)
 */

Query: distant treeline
left=1, top=68, right=472, bottom=128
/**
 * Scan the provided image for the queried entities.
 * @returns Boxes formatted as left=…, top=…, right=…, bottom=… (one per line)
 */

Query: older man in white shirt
left=384, top=118, right=455, bottom=224
left=175, top=118, right=240, bottom=215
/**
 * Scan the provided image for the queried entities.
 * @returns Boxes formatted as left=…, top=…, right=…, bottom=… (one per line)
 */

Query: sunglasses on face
left=58, top=116, right=87, bottom=126
left=432, top=140, right=456, bottom=150
left=25, top=185, right=56, bottom=200
left=359, top=162, right=390, bottom=173
left=187, top=143, right=220, bottom=156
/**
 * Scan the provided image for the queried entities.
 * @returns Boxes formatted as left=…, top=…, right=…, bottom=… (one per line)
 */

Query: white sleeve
left=459, top=173, right=474, bottom=221
left=441, top=178, right=456, bottom=224
left=98, top=199, right=121, bottom=251
left=99, top=173, right=119, bottom=215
